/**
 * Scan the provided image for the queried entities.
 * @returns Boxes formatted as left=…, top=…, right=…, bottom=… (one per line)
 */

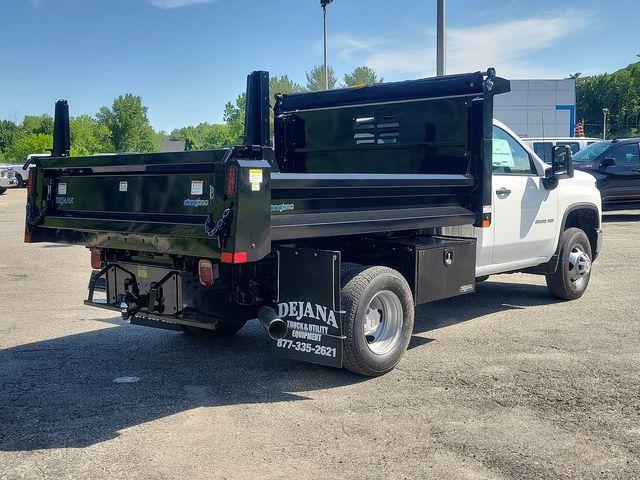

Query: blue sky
left=1, top=0, right=638, bottom=132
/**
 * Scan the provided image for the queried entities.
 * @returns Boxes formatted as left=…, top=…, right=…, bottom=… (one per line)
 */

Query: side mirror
left=600, top=158, right=616, bottom=169
left=543, top=145, right=574, bottom=190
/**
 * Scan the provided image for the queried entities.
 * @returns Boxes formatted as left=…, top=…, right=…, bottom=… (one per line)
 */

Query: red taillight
left=198, top=259, right=218, bottom=286
left=24, top=232, right=32, bottom=243
left=90, top=248, right=102, bottom=269
left=226, top=166, right=238, bottom=196
left=233, top=252, right=247, bottom=263
left=220, top=252, right=247, bottom=264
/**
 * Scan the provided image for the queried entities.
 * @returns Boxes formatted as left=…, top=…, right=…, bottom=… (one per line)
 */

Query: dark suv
left=572, top=138, right=640, bottom=208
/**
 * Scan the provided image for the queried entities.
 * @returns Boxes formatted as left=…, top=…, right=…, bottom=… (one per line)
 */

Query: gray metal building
left=494, top=79, right=576, bottom=138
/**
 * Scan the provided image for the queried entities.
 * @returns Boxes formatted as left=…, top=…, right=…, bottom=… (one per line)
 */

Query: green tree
left=343, top=66, right=383, bottom=87
left=170, top=122, right=234, bottom=150
left=577, top=61, right=640, bottom=138
left=97, top=94, right=159, bottom=152
left=223, top=93, right=246, bottom=145
left=270, top=74, right=304, bottom=100
left=22, top=114, right=54, bottom=136
left=7, top=134, right=52, bottom=164
left=305, top=65, right=337, bottom=91
left=0, top=120, right=21, bottom=158
left=69, top=115, right=114, bottom=156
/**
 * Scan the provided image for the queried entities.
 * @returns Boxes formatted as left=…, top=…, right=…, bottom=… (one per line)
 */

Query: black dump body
left=270, top=71, right=509, bottom=240
left=26, top=70, right=510, bottom=263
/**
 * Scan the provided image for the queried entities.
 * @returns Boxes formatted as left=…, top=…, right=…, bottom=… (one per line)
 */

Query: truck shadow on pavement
left=0, top=280, right=557, bottom=452
left=413, top=280, right=560, bottom=335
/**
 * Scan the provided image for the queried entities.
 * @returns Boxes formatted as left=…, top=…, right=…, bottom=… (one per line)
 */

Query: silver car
left=0, top=167, right=19, bottom=194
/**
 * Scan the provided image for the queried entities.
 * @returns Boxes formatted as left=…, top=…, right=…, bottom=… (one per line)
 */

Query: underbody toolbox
left=375, top=236, right=477, bottom=303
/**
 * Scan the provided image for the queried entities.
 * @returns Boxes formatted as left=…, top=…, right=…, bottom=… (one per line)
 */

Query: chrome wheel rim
left=363, top=290, right=403, bottom=355
left=568, top=244, right=591, bottom=289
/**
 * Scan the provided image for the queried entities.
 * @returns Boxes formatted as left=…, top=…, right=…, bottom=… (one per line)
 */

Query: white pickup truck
left=450, top=119, right=602, bottom=301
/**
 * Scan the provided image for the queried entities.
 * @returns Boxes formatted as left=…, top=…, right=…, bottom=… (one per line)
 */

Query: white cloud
left=335, top=11, right=591, bottom=80
left=149, top=0, right=217, bottom=9
left=331, top=33, right=384, bottom=61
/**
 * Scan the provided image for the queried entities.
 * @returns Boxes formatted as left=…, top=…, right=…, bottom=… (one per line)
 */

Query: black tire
left=0, top=187, right=6, bottom=195
left=182, top=320, right=247, bottom=338
left=15, top=174, right=24, bottom=188
left=476, top=275, right=490, bottom=283
left=546, top=227, right=593, bottom=300
left=341, top=266, right=414, bottom=376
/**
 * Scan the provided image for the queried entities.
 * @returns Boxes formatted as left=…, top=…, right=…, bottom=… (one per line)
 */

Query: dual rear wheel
left=341, top=265, right=415, bottom=376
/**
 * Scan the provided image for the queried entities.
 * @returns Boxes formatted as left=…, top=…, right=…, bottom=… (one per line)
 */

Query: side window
left=610, top=144, right=640, bottom=165
left=533, top=142, right=553, bottom=163
left=493, top=126, right=535, bottom=175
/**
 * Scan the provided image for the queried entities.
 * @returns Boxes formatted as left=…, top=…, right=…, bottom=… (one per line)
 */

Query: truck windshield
left=572, top=141, right=611, bottom=163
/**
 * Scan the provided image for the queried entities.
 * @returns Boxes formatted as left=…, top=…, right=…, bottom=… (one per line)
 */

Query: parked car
left=521, top=137, right=601, bottom=163
left=2, top=154, right=50, bottom=188
left=572, top=138, right=640, bottom=208
left=0, top=166, right=19, bottom=194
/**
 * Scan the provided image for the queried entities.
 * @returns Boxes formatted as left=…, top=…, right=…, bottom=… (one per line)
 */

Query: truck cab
left=471, top=120, right=602, bottom=277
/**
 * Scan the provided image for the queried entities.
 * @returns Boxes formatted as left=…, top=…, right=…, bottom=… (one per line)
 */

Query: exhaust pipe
left=257, top=306, right=288, bottom=340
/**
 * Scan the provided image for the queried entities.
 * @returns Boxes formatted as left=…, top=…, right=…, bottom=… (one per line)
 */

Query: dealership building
left=493, top=79, right=577, bottom=138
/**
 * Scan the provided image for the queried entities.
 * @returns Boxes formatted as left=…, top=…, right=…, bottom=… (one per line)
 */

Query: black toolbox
left=375, top=236, right=477, bottom=304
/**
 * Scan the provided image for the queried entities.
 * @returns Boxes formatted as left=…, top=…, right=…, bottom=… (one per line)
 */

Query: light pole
left=321, top=0, right=333, bottom=90
left=436, top=0, right=446, bottom=76
left=602, top=108, right=609, bottom=140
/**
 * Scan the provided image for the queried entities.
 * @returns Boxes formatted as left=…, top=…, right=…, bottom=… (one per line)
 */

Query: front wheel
left=546, top=228, right=593, bottom=300
left=0, top=187, right=6, bottom=195
left=341, top=266, right=414, bottom=376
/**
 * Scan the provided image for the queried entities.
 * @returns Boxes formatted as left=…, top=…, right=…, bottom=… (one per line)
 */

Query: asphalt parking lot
left=1, top=187, right=639, bottom=479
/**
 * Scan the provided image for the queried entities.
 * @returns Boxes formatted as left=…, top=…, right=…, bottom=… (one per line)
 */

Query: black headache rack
left=270, top=69, right=510, bottom=240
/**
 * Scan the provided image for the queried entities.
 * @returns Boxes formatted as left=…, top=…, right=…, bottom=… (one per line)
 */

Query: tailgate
left=25, top=148, right=272, bottom=261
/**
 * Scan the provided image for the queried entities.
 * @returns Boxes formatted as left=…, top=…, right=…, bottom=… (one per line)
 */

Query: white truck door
left=491, top=126, right=558, bottom=265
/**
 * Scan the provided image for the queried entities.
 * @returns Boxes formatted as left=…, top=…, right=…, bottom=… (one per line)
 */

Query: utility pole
left=321, top=0, right=333, bottom=90
left=602, top=108, right=609, bottom=140
left=436, top=0, right=446, bottom=76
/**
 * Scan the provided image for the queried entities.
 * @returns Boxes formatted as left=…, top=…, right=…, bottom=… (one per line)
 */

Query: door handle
left=496, top=188, right=512, bottom=196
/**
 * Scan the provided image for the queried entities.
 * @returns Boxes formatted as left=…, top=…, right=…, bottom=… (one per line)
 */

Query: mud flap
left=273, top=246, right=343, bottom=368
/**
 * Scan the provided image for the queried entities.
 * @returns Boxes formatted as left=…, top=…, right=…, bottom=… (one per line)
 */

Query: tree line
left=576, top=61, right=640, bottom=138
left=168, top=65, right=382, bottom=151
left=0, top=65, right=381, bottom=163
left=0, top=94, right=158, bottom=164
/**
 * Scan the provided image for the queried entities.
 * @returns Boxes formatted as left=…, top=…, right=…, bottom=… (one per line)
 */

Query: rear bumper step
left=83, top=299, right=218, bottom=331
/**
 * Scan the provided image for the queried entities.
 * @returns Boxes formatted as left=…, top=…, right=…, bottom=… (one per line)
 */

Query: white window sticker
left=191, top=180, right=204, bottom=196
left=492, top=139, right=516, bottom=168
left=119, top=181, right=128, bottom=192
left=57, top=183, right=67, bottom=195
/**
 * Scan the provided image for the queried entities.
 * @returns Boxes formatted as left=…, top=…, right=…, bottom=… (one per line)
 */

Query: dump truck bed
left=26, top=70, right=509, bottom=264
